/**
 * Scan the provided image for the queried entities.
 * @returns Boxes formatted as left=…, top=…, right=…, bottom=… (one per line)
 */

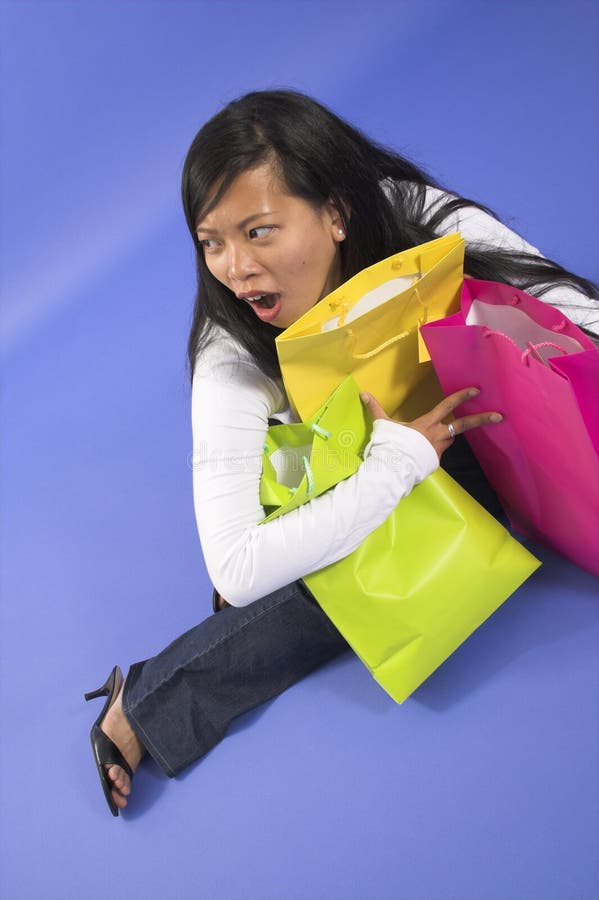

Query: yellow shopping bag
left=259, top=376, right=540, bottom=704
left=276, top=233, right=465, bottom=421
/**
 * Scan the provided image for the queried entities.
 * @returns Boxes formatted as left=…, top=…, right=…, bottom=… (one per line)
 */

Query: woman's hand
left=360, top=388, right=503, bottom=460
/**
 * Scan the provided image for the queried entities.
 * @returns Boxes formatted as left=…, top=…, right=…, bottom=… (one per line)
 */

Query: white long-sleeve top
left=191, top=188, right=599, bottom=606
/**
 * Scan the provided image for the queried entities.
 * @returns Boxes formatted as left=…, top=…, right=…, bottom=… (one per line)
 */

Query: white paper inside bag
left=466, top=299, right=583, bottom=362
left=321, top=274, right=418, bottom=332
left=270, top=446, right=311, bottom=488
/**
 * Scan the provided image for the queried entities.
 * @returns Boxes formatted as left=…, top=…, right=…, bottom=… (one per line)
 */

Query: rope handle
left=483, top=328, right=569, bottom=365
left=264, top=423, right=330, bottom=455
left=521, top=341, right=569, bottom=366
left=302, top=456, right=314, bottom=496
left=348, top=286, right=427, bottom=359
left=298, top=427, right=331, bottom=495
left=349, top=328, right=411, bottom=359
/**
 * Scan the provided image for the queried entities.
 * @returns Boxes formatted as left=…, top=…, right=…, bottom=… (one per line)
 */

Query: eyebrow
left=196, top=211, right=278, bottom=234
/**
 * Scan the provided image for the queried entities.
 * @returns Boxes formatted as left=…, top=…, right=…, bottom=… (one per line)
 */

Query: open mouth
left=242, top=292, right=283, bottom=323
left=246, top=293, right=279, bottom=309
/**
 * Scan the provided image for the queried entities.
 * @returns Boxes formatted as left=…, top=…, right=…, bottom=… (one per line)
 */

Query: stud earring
left=338, top=229, right=344, bottom=235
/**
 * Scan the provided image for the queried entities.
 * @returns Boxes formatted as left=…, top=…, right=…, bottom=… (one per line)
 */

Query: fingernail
left=490, top=413, right=503, bottom=423
left=468, top=388, right=480, bottom=397
left=360, top=392, right=370, bottom=404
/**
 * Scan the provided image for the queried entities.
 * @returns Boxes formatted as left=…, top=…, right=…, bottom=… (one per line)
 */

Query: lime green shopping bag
left=259, top=376, right=540, bottom=703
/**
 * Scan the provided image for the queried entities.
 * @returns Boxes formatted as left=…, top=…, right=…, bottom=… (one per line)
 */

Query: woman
left=85, top=90, right=599, bottom=816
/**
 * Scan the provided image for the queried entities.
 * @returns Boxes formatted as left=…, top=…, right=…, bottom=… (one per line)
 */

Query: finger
left=451, top=411, right=503, bottom=435
left=360, top=392, right=391, bottom=421
left=430, top=387, right=480, bottom=423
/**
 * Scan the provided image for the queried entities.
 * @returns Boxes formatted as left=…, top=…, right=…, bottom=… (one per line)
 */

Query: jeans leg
left=122, top=580, right=349, bottom=777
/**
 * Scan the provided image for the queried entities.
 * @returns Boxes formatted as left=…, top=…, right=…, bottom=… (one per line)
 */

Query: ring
left=447, top=422, right=456, bottom=439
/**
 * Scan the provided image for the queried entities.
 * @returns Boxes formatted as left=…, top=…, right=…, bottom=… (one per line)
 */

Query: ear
left=325, top=196, right=350, bottom=242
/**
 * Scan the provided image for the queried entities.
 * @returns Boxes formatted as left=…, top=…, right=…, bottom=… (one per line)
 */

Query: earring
left=338, top=229, right=344, bottom=236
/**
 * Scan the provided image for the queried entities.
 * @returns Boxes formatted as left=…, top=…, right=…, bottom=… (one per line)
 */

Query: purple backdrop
left=1, top=2, right=598, bottom=898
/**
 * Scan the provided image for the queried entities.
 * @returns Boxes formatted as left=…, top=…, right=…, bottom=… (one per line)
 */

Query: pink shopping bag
left=420, top=278, right=599, bottom=577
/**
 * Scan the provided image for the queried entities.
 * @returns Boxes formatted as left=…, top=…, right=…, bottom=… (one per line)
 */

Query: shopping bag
left=260, top=377, right=367, bottom=522
left=275, top=234, right=465, bottom=422
left=420, top=278, right=599, bottom=577
left=259, top=376, right=540, bottom=703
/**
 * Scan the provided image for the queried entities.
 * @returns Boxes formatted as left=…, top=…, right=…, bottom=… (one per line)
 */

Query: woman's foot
left=100, top=684, right=145, bottom=809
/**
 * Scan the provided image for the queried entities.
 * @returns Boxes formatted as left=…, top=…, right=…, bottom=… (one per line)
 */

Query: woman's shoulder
left=193, top=323, right=275, bottom=384
left=420, top=184, right=538, bottom=253
left=191, top=323, right=289, bottom=414
left=193, top=323, right=254, bottom=373
left=385, top=179, right=485, bottom=237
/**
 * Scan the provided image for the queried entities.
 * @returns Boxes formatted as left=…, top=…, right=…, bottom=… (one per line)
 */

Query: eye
left=248, top=225, right=275, bottom=239
left=198, top=238, right=220, bottom=252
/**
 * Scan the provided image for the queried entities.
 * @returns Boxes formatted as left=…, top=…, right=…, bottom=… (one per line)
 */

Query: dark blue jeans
left=122, top=579, right=349, bottom=777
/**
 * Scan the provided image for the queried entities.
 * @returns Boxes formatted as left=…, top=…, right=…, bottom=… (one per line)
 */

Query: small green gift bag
left=260, top=376, right=368, bottom=521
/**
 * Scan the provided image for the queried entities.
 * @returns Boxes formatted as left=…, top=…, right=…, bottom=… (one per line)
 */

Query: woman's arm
left=191, top=339, right=438, bottom=606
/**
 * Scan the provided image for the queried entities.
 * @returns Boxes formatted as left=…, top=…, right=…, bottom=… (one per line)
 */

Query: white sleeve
left=424, top=186, right=599, bottom=336
left=191, top=341, right=439, bottom=607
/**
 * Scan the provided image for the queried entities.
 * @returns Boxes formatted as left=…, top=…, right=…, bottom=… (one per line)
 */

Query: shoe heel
left=84, top=687, right=105, bottom=702
left=84, top=666, right=118, bottom=702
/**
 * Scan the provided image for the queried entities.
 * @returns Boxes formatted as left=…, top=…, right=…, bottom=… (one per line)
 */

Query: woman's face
left=195, top=163, right=346, bottom=328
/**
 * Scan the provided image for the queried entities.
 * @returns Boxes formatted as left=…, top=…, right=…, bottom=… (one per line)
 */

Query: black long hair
left=182, top=89, right=597, bottom=382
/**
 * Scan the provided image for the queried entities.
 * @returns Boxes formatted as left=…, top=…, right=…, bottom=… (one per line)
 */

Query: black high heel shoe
left=84, top=665, right=133, bottom=817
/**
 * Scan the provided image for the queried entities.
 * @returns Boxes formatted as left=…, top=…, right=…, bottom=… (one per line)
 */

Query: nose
left=226, top=241, right=259, bottom=284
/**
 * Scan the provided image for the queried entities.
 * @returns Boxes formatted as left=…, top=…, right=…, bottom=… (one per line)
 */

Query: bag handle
left=288, top=424, right=331, bottom=498
left=347, top=286, right=427, bottom=360
left=302, top=456, right=314, bottom=495
left=310, top=423, right=331, bottom=439
left=482, top=328, right=570, bottom=366
left=520, top=341, right=569, bottom=367
left=349, top=328, right=412, bottom=360
left=284, top=456, right=315, bottom=498
left=303, top=423, right=333, bottom=495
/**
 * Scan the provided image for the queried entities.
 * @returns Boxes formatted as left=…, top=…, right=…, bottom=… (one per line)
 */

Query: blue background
left=1, top=1, right=598, bottom=898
